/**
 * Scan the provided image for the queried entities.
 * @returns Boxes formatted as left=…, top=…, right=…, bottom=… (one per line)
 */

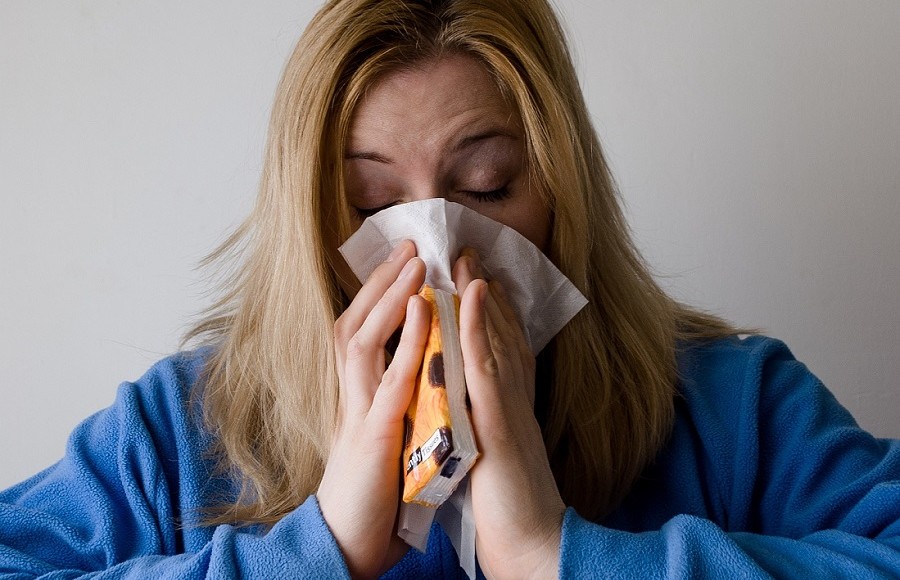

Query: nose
left=402, top=179, right=447, bottom=204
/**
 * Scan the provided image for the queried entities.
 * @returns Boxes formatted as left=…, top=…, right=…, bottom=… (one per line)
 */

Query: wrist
left=494, top=513, right=563, bottom=580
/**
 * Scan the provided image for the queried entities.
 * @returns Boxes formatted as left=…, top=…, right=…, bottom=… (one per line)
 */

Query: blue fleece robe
left=1, top=336, right=898, bottom=578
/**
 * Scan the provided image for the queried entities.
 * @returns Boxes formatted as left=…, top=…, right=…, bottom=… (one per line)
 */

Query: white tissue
left=338, top=198, right=587, bottom=354
left=337, top=198, right=588, bottom=578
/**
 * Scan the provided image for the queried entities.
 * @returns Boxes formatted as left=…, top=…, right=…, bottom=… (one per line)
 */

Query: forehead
left=346, top=54, right=521, bottom=152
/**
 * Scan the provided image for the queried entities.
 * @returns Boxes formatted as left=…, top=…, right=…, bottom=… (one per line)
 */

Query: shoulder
left=106, top=346, right=217, bottom=456
left=668, top=336, right=823, bottom=508
left=116, top=347, right=212, bottom=424
left=127, top=346, right=213, bottom=402
left=675, top=335, right=826, bottom=419
left=674, top=334, right=853, bottom=431
left=676, top=334, right=798, bottom=391
left=50, top=347, right=220, bottom=499
left=83, top=348, right=222, bottom=520
left=669, top=336, right=900, bottom=537
left=63, top=346, right=216, bottom=459
left=0, top=347, right=220, bottom=539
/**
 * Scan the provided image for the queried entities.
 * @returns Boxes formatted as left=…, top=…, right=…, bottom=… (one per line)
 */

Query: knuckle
left=365, top=260, right=391, bottom=283
left=333, top=316, right=352, bottom=344
left=488, top=332, right=508, bottom=358
left=385, top=272, right=415, bottom=298
left=380, top=366, right=398, bottom=387
left=345, top=334, right=371, bottom=362
left=478, top=354, right=500, bottom=378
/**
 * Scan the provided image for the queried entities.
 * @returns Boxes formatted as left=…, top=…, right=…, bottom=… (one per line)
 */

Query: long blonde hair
left=185, top=0, right=736, bottom=526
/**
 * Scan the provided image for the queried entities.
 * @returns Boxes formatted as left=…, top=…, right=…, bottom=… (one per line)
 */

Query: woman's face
left=342, top=53, right=552, bottom=252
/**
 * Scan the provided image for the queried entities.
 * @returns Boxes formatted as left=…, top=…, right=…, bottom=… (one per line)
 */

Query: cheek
left=495, top=201, right=552, bottom=253
left=459, top=196, right=551, bottom=253
left=520, top=214, right=552, bottom=252
left=348, top=214, right=364, bottom=234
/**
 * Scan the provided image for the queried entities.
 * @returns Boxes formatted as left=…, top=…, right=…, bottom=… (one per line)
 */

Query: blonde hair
left=185, top=0, right=736, bottom=526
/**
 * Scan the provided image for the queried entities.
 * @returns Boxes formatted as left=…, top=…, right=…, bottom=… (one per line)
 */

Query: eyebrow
left=452, top=129, right=518, bottom=153
left=344, top=151, right=394, bottom=164
left=344, top=129, right=517, bottom=164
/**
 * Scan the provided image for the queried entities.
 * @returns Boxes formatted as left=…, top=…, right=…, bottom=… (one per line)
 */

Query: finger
left=484, top=283, right=535, bottom=406
left=461, top=281, right=525, bottom=453
left=336, top=240, right=417, bottom=345
left=481, top=300, right=529, bottom=413
left=369, top=295, right=430, bottom=428
left=482, top=292, right=513, bottom=367
left=488, top=280, right=531, bottom=355
left=345, top=258, right=426, bottom=406
left=459, top=280, right=502, bottom=404
left=467, top=281, right=536, bottom=420
left=489, top=280, right=536, bottom=378
left=452, top=247, right=484, bottom=297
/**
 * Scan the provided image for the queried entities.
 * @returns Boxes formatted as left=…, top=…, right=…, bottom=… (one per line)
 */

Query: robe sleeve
left=559, top=338, right=900, bottom=578
left=0, top=352, right=351, bottom=579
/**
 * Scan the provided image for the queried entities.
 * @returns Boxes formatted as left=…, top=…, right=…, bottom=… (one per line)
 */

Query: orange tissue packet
left=401, top=285, right=479, bottom=507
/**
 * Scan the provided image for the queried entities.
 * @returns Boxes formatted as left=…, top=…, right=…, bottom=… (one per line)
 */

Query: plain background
left=1, top=1, right=898, bottom=489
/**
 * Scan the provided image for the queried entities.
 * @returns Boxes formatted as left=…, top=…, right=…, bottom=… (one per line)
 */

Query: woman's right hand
left=317, top=240, right=429, bottom=579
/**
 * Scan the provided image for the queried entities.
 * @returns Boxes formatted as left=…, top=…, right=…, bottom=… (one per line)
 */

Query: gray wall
left=1, top=1, right=898, bottom=488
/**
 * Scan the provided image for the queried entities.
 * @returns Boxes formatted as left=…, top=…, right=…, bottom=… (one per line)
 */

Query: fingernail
left=407, top=294, right=422, bottom=315
left=386, top=241, right=407, bottom=262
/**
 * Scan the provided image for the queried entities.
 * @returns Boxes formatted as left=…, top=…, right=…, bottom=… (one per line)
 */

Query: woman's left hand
left=452, top=249, right=565, bottom=580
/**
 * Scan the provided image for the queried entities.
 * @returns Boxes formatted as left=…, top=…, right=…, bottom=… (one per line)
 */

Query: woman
left=1, top=0, right=898, bottom=577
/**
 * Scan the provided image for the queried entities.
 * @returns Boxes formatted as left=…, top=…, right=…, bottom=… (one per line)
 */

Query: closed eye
left=463, top=186, right=511, bottom=203
left=352, top=202, right=395, bottom=219
left=352, top=186, right=511, bottom=219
